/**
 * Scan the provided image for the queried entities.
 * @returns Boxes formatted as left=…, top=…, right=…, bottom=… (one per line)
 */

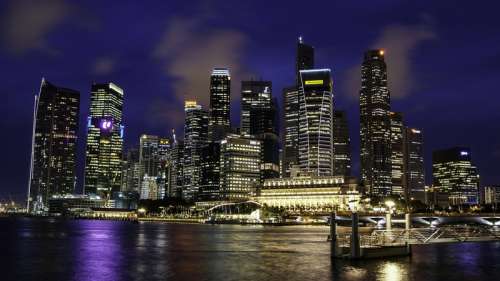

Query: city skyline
left=2, top=1, right=500, bottom=202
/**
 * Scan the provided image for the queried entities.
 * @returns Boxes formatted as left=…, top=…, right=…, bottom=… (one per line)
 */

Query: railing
left=335, top=226, right=500, bottom=248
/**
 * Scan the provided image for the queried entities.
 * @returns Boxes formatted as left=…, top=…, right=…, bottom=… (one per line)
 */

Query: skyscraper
left=121, top=147, right=140, bottom=193
left=183, top=100, right=209, bottom=201
left=296, top=36, right=314, bottom=82
left=283, top=37, right=315, bottom=177
left=28, top=79, right=80, bottom=212
left=240, top=80, right=274, bottom=135
left=282, top=86, right=300, bottom=177
left=209, top=68, right=231, bottom=141
left=360, top=49, right=392, bottom=197
left=199, top=142, right=221, bottom=201
left=240, top=80, right=279, bottom=180
left=433, top=147, right=480, bottom=206
left=403, top=128, right=425, bottom=202
left=220, top=134, right=261, bottom=201
left=84, top=82, right=124, bottom=199
left=298, top=69, right=334, bottom=176
left=332, top=110, right=351, bottom=177
left=390, top=112, right=404, bottom=197
left=169, top=140, right=184, bottom=198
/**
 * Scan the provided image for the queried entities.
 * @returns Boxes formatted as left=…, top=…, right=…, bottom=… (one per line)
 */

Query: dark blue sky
left=1, top=0, right=500, bottom=202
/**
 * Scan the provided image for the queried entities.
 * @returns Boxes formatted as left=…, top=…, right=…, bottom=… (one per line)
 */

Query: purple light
left=100, top=119, right=112, bottom=130
left=460, top=151, right=469, bottom=156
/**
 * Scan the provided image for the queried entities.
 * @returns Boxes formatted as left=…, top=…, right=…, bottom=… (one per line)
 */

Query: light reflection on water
left=1, top=218, right=499, bottom=281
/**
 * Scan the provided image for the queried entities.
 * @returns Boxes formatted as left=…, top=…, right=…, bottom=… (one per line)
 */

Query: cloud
left=344, top=23, right=436, bottom=99
left=0, top=0, right=71, bottom=55
left=91, top=57, right=116, bottom=75
left=153, top=16, right=252, bottom=127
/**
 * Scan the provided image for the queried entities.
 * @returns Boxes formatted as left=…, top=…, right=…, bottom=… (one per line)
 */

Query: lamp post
left=385, top=200, right=395, bottom=231
left=349, top=198, right=360, bottom=259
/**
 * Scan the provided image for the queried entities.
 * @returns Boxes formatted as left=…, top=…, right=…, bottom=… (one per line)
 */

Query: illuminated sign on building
left=100, top=119, right=113, bottom=131
left=304, top=80, right=324, bottom=85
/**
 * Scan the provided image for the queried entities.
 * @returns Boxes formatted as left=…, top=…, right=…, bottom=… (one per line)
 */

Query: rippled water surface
left=1, top=217, right=499, bottom=281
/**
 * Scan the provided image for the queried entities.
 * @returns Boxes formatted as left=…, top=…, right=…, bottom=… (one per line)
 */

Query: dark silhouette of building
left=332, top=110, right=351, bottom=177
left=28, top=79, right=80, bottom=212
left=403, top=128, right=425, bottom=202
left=283, top=37, right=315, bottom=177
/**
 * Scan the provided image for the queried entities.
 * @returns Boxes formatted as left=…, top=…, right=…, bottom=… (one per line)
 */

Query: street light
left=384, top=200, right=395, bottom=230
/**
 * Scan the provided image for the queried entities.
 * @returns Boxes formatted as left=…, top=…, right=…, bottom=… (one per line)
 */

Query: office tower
left=240, top=80, right=279, bottom=180
left=183, top=101, right=209, bottom=201
left=282, top=86, right=300, bottom=177
left=298, top=69, right=334, bottom=176
left=157, top=138, right=172, bottom=200
left=483, top=186, right=500, bottom=205
left=296, top=36, right=314, bottom=82
left=240, top=80, right=274, bottom=135
left=139, top=135, right=160, bottom=183
left=84, top=82, right=124, bottom=199
left=283, top=37, right=315, bottom=177
left=390, top=112, right=404, bottom=196
left=169, top=140, right=184, bottom=198
left=220, top=134, right=261, bottom=201
left=403, top=128, right=425, bottom=202
left=332, top=110, right=351, bottom=177
left=28, top=79, right=80, bottom=212
left=209, top=68, right=231, bottom=141
left=122, top=147, right=140, bottom=193
left=199, top=142, right=221, bottom=201
left=359, top=49, right=392, bottom=197
left=432, top=147, right=480, bottom=206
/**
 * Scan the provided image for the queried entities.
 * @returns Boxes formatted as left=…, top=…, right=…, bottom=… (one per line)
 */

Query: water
left=1, top=217, right=499, bottom=281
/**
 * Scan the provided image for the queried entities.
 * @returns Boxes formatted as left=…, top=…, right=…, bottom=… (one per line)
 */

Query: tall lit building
left=121, top=147, right=140, bottom=193
left=298, top=69, right=334, bottom=176
left=28, top=79, right=80, bottom=212
left=84, top=82, right=124, bottom=199
left=283, top=37, right=315, bottom=177
left=157, top=138, right=172, bottom=200
left=220, top=134, right=261, bottom=201
left=183, top=100, right=209, bottom=201
left=483, top=186, right=500, bottom=205
left=390, top=112, right=404, bottom=196
left=403, top=128, right=425, bottom=202
left=359, top=49, right=392, bottom=197
left=209, top=68, right=231, bottom=141
left=433, top=147, right=480, bottom=206
left=332, top=110, right=351, bottom=177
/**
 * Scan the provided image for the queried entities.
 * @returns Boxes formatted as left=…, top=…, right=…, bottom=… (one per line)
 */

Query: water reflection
left=1, top=218, right=500, bottom=281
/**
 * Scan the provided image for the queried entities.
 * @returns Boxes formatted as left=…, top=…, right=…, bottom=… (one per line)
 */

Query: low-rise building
left=255, top=174, right=360, bottom=212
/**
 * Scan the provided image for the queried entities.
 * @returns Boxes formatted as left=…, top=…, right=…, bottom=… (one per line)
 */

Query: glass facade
left=298, top=69, right=334, bottom=176
left=84, top=83, right=124, bottom=199
left=220, top=134, right=261, bottom=201
left=28, top=79, right=80, bottom=212
left=360, top=50, right=392, bottom=197
left=390, top=112, right=404, bottom=196
left=433, top=147, right=479, bottom=206
left=183, top=101, right=209, bottom=201
left=209, top=68, right=231, bottom=141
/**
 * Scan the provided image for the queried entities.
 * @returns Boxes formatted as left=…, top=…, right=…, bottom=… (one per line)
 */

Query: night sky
left=1, top=0, right=500, bottom=202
